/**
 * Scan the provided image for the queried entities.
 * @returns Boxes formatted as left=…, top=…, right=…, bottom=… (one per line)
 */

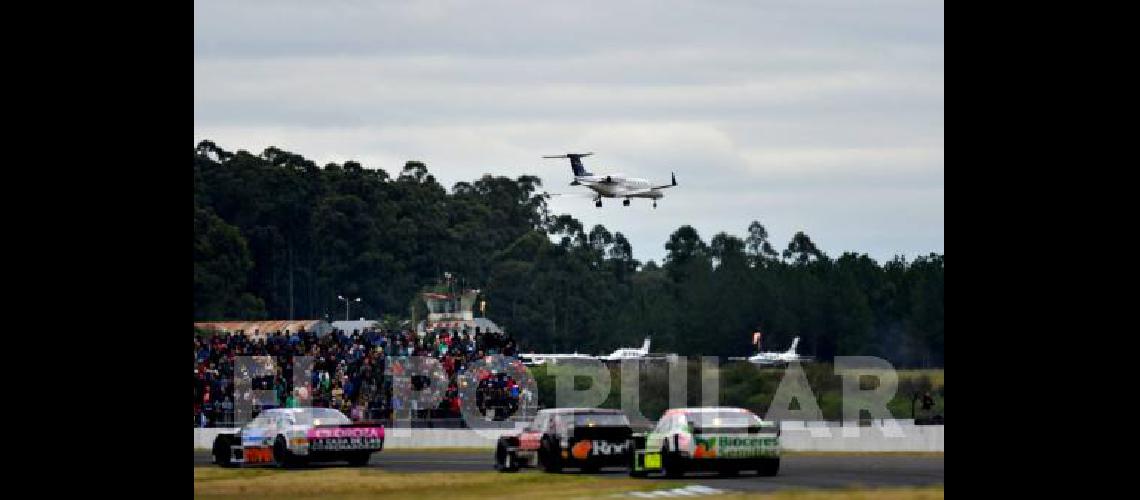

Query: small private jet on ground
left=518, top=338, right=670, bottom=366
left=729, top=336, right=815, bottom=367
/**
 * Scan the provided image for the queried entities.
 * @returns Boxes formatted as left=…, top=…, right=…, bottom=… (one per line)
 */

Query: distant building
left=194, top=320, right=333, bottom=340
left=330, top=320, right=380, bottom=333
left=417, top=289, right=503, bottom=335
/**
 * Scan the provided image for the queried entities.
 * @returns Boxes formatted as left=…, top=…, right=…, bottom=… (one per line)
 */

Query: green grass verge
left=194, top=467, right=681, bottom=499
left=194, top=466, right=942, bottom=500
left=717, top=486, right=944, bottom=500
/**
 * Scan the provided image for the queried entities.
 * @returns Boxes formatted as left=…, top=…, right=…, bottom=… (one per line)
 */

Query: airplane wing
left=749, top=358, right=780, bottom=365
left=540, top=191, right=596, bottom=198
left=619, top=187, right=665, bottom=197
left=599, top=354, right=672, bottom=361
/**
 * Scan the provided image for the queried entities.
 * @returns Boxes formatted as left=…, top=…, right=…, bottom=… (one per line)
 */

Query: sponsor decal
left=308, top=436, right=383, bottom=451
left=571, top=440, right=592, bottom=460
left=242, top=435, right=273, bottom=446
left=692, top=435, right=778, bottom=459
left=571, top=440, right=631, bottom=460
left=644, top=452, right=662, bottom=469
left=306, top=427, right=384, bottom=439
left=693, top=437, right=717, bottom=458
left=244, top=446, right=273, bottom=464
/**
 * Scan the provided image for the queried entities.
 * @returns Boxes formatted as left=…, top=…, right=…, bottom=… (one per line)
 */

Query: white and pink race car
left=212, top=408, right=384, bottom=467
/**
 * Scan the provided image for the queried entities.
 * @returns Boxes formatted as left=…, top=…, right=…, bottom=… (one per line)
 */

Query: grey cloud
left=195, top=0, right=943, bottom=264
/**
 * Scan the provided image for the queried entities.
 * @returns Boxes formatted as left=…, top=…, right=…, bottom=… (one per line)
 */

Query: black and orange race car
left=494, top=408, right=633, bottom=473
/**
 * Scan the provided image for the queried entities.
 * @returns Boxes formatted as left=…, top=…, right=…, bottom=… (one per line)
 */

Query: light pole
left=337, top=295, right=361, bottom=321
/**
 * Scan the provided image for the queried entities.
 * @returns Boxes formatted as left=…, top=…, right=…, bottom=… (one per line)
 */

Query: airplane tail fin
left=642, top=337, right=651, bottom=354
left=787, top=337, right=800, bottom=354
left=543, top=153, right=594, bottom=177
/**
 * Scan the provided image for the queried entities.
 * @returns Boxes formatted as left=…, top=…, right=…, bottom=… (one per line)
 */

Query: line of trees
left=194, top=141, right=943, bottom=367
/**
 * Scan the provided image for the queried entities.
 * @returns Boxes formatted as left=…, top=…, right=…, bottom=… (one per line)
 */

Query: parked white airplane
left=519, top=338, right=669, bottom=365
left=730, top=336, right=815, bottom=366
left=598, top=337, right=653, bottom=361
left=543, top=152, right=677, bottom=208
left=517, top=350, right=595, bottom=366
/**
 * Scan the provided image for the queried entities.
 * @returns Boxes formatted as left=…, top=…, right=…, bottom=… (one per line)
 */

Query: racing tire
left=495, top=441, right=520, bottom=473
left=719, top=467, right=739, bottom=477
left=756, top=458, right=780, bottom=477
left=212, top=435, right=234, bottom=468
left=661, top=446, right=684, bottom=479
left=347, top=452, right=372, bottom=467
left=274, top=435, right=299, bottom=468
left=581, top=464, right=600, bottom=474
left=628, top=452, right=647, bottom=477
left=539, top=440, right=562, bottom=473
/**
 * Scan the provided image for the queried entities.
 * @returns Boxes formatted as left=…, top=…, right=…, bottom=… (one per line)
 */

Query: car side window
left=246, top=415, right=271, bottom=430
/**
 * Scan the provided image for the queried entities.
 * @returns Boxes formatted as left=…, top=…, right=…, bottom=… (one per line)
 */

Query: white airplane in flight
left=543, top=152, right=677, bottom=208
left=730, top=336, right=815, bottom=366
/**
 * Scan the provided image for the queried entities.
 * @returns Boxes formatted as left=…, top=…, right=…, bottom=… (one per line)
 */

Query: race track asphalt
left=194, top=449, right=943, bottom=492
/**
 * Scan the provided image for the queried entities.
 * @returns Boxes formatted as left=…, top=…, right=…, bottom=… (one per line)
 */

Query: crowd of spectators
left=193, top=326, right=526, bottom=427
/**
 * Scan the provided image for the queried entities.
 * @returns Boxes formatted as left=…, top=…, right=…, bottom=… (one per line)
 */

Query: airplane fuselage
left=748, top=353, right=810, bottom=365
left=599, top=348, right=648, bottom=361
left=576, top=175, right=666, bottom=199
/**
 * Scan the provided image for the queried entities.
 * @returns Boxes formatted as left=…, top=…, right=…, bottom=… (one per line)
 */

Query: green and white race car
left=629, top=407, right=780, bottom=478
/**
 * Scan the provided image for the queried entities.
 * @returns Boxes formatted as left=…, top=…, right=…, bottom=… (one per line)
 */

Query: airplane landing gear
left=653, top=201, right=658, bottom=208
left=623, top=199, right=630, bottom=207
left=595, top=199, right=602, bottom=208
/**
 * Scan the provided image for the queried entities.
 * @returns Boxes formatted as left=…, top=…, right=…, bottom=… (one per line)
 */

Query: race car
left=495, top=408, right=633, bottom=473
left=212, top=407, right=384, bottom=467
left=629, top=407, right=780, bottom=477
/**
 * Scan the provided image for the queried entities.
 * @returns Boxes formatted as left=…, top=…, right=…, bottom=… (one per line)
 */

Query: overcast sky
left=195, top=0, right=943, bottom=265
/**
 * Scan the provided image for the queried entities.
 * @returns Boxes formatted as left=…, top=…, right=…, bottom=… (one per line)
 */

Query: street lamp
left=337, top=295, right=361, bottom=321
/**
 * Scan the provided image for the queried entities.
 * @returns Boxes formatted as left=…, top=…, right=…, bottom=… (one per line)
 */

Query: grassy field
left=194, top=467, right=678, bottom=499
left=716, top=487, right=943, bottom=500
left=895, top=370, right=944, bottom=391
left=194, top=466, right=942, bottom=499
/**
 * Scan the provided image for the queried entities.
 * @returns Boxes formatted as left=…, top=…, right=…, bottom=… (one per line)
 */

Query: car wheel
left=502, top=450, right=519, bottom=472
left=720, top=468, right=739, bottom=477
left=628, top=450, right=647, bottom=477
left=496, top=441, right=519, bottom=473
left=757, top=458, right=780, bottom=476
left=347, top=452, right=371, bottom=466
left=540, top=440, right=562, bottom=473
left=273, top=435, right=296, bottom=468
left=212, top=436, right=233, bottom=467
left=661, top=445, right=683, bottom=478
